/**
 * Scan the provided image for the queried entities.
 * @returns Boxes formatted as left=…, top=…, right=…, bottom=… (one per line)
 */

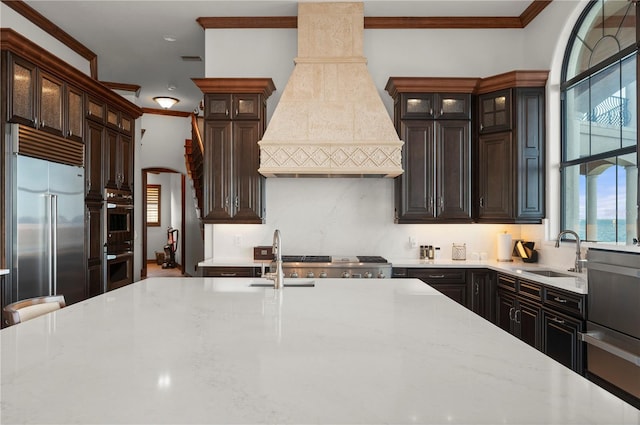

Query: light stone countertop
left=0, top=269, right=8, bottom=276
left=1, top=277, right=637, bottom=424
left=200, top=257, right=589, bottom=294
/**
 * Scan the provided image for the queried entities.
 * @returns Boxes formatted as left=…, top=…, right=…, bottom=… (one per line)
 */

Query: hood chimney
left=258, top=2, right=403, bottom=177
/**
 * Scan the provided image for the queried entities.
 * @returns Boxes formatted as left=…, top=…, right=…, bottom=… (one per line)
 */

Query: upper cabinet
left=193, top=78, right=275, bottom=224
left=386, top=78, right=478, bottom=223
left=204, top=93, right=262, bottom=121
left=7, top=54, right=37, bottom=126
left=475, top=71, right=548, bottom=224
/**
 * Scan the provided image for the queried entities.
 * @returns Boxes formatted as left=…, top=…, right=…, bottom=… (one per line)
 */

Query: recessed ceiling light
left=163, top=35, right=177, bottom=42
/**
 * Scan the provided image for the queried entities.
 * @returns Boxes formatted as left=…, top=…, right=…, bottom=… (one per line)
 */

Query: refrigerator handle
left=50, top=194, right=58, bottom=295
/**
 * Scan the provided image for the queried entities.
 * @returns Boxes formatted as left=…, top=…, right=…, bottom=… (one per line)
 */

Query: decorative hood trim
left=258, top=2, right=403, bottom=178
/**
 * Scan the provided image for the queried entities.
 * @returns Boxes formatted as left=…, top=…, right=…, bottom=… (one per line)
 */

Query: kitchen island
left=1, top=277, right=638, bottom=424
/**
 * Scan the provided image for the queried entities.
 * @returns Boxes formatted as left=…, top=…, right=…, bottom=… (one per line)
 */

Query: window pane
left=146, top=185, right=161, bottom=226
left=563, top=155, right=637, bottom=244
left=621, top=54, right=637, bottom=147
left=565, top=79, right=591, bottom=161
left=565, top=0, right=635, bottom=80
left=590, top=62, right=622, bottom=156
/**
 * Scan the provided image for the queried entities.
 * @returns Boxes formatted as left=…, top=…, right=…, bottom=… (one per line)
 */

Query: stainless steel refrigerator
left=13, top=155, right=86, bottom=305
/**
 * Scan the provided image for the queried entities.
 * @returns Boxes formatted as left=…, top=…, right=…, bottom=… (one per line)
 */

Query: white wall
left=203, top=0, right=598, bottom=267
left=0, top=3, right=91, bottom=75
left=139, top=114, right=203, bottom=275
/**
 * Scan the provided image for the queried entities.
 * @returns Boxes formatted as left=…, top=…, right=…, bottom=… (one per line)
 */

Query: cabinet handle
left=220, top=272, right=237, bottom=277
left=235, top=109, right=239, bottom=116
left=234, top=196, right=239, bottom=208
left=509, top=307, right=515, bottom=321
left=429, top=108, right=433, bottom=116
left=551, top=317, right=565, bottom=324
left=553, top=297, right=568, bottom=303
left=225, top=196, right=230, bottom=206
left=480, top=123, right=484, bottom=131
left=440, top=108, right=444, bottom=116
left=225, top=109, right=229, bottom=117
left=69, top=130, right=73, bottom=137
left=515, top=309, right=521, bottom=324
left=475, top=282, right=479, bottom=295
left=428, top=274, right=445, bottom=278
left=479, top=197, right=485, bottom=208
left=428, top=197, right=434, bottom=210
left=439, top=197, right=444, bottom=210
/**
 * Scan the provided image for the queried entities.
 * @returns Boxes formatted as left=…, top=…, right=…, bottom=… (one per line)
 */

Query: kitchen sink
left=524, top=270, right=575, bottom=278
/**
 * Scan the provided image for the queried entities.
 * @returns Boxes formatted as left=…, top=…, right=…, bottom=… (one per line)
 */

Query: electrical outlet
left=409, top=236, right=417, bottom=248
left=234, top=235, right=242, bottom=246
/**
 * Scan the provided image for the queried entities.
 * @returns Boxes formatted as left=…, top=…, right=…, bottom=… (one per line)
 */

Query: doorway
left=141, top=167, right=186, bottom=278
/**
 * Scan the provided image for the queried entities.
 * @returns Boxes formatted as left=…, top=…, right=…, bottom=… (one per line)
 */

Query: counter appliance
left=281, top=255, right=391, bottom=279
left=582, top=249, right=640, bottom=408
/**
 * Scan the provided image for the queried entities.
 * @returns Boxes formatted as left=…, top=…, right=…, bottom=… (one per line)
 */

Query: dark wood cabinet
left=407, top=268, right=468, bottom=306
left=105, top=128, right=132, bottom=193
left=476, top=75, right=546, bottom=224
left=85, top=120, right=104, bottom=201
left=479, top=89, right=511, bottom=134
left=386, top=79, right=475, bottom=223
left=86, top=95, right=105, bottom=123
left=194, top=79, right=275, bottom=224
left=65, top=84, right=84, bottom=142
left=204, top=93, right=262, bottom=120
left=542, top=308, right=584, bottom=374
left=37, top=69, right=64, bottom=137
left=7, top=54, right=37, bottom=126
left=202, top=266, right=258, bottom=277
left=496, top=274, right=543, bottom=349
left=469, top=269, right=495, bottom=322
left=85, top=202, right=103, bottom=297
left=541, top=287, right=586, bottom=374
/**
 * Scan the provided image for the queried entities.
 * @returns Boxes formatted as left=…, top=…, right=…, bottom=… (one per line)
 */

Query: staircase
left=185, top=114, right=205, bottom=219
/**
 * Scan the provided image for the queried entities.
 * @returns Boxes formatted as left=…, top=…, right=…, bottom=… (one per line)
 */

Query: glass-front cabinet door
left=479, top=89, right=511, bottom=133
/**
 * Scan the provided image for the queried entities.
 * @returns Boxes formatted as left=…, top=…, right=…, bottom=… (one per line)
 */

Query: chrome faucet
left=555, top=230, right=586, bottom=273
left=264, top=229, right=284, bottom=289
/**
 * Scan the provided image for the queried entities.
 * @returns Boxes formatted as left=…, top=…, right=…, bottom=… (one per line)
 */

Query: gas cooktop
left=279, top=255, right=391, bottom=279
left=281, top=255, right=388, bottom=264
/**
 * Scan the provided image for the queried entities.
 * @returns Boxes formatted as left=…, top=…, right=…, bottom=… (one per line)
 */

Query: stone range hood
left=258, top=2, right=403, bottom=178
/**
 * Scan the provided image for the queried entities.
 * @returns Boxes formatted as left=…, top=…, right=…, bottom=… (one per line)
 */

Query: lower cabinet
left=469, top=270, right=495, bottom=321
left=542, top=308, right=584, bottom=374
left=107, top=253, right=133, bottom=291
left=406, top=268, right=467, bottom=306
left=202, top=266, right=259, bottom=278
left=496, top=274, right=543, bottom=350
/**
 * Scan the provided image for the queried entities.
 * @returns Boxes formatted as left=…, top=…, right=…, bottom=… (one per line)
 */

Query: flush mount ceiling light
left=153, top=96, right=179, bottom=109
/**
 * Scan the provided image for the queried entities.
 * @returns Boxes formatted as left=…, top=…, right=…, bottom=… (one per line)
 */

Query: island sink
left=249, top=279, right=315, bottom=288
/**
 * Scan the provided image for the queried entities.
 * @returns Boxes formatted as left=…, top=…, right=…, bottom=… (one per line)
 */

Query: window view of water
left=577, top=219, right=628, bottom=242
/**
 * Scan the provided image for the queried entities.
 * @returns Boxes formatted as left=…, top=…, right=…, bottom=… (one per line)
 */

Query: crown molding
left=1, top=28, right=142, bottom=118
left=198, top=1, right=552, bottom=30
left=1, top=0, right=99, bottom=79
left=192, top=78, right=276, bottom=97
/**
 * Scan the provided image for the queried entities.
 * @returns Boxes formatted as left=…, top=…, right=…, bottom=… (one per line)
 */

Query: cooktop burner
left=281, top=255, right=388, bottom=264
left=281, top=255, right=331, bottom=263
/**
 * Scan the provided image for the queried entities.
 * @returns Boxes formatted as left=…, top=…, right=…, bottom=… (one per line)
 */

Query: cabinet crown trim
left=385, top=77, right=481, bottom=97
left=476, top=70, right=549, bottom=94
left=192, top=78, right=276, bottom=97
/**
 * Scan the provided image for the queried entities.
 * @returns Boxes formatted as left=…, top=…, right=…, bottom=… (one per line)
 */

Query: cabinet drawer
left=392, top=268, right=408, bottom=278
left=519, top=279, right=542, bottom=302
left=544, top=288, right=585, bottom=319
left=497, top=273, right=517, bottom=292
left=202, top=267, right=256, bottom=277
left=407, top=268, right=466, bottom=284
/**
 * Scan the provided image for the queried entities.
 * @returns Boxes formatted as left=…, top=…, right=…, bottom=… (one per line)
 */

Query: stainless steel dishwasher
left=582, top=248, right=640, bottom=409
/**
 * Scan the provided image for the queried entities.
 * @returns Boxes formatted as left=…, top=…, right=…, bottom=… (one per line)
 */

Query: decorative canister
left=452, top=243, right=466, bottom=260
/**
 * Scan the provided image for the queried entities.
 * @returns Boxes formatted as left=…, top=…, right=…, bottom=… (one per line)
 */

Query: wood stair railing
left=185, top=114, right=205, bottom=218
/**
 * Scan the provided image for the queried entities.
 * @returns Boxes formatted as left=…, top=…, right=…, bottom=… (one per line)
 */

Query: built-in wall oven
left=582, top=249, right=640, bottom=409
left=104, top=189, right=133, bottom=291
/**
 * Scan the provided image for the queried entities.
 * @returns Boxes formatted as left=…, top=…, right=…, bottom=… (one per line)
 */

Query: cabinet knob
left=479, top=197, right=485, bottom=208
left=480, top=123, right=484, bottom=131
left=440, top=108, right=444, bottom=116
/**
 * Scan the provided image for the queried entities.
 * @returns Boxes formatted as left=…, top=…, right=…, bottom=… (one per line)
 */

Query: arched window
left=561, top=0, right=638, bottom=245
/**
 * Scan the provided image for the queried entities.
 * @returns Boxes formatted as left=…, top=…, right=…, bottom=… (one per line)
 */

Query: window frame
left=146, top=184, right=161, bottom=227
left=560, top=0, right=639, bottom=245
